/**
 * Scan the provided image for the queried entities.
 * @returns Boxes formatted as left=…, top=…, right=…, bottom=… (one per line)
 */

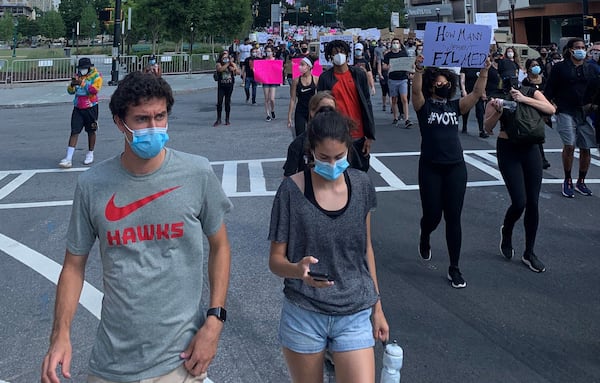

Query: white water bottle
left=380, top=341, right=403, bottom=383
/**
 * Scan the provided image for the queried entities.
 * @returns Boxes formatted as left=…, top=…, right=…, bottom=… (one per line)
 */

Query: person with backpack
left=483, top=74, right=555, bottom=273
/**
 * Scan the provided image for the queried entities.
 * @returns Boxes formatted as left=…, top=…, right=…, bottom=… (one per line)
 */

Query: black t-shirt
left=383, top=50, right=409, bottom=81
left=353, top=57, right=372, bottom=72
left=546, top=60, right=598, bottom=114
left=416, top=99, right=463, bottom=164
left=243, top=57, right=255, bottom=78
left=521, top=76, right=547, bottom=93
left=498, top=59, right=519, bottom=79
left=485, top=65, right=502, bottom=98
left=460, top=67, right=480, bottom=93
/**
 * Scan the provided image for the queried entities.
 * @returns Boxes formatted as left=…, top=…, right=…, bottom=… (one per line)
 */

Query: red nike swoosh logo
left=105, top=186, right=181, bottom=221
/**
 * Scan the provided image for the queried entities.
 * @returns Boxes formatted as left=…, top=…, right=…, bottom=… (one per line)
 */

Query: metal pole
left=109, top=0, right=122, bottom=85
left=12, top=18, right=18, bottom=58
left=583, top=0, right=590, bottom=43
left=511, top=4, right=516, bottom=43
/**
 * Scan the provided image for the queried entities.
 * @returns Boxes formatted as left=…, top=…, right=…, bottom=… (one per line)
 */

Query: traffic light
left=99, top=8, right=113, bottom=22
left=584, top=15, right=596, bottom=31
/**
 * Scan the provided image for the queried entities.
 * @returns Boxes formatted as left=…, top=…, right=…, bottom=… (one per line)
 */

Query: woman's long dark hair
left=421, top=67, right=459, bottom=99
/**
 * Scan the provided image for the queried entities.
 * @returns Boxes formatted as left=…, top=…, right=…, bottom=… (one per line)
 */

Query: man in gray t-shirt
left=41, top=72, right=233, bottom=383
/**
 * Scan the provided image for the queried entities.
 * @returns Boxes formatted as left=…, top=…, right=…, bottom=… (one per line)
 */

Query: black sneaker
left=404, top=119, right=413, bottom=129
left=418, top=230, right=431, bottom=261
left=266, top=115, right=272, bottom=122
left=271, top=111, right=276, bottom=119
left=522, top=253, right=546, bottom=273
left=447, top=266, right=467, bottom=288
left=499, top=225, right=514, bottom=260
left=479, top=131, right=489, bottom=138
left=392, top=118, right=398, bottom=125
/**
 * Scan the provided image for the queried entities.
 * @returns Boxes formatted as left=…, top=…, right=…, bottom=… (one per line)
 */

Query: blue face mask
left=572, top=49, right=587, bottom=60
left=313, top=154, right=349, bottom=181
left=531, top=65, right=541, bottom=75
left=123, top=123, right=169, bottom=159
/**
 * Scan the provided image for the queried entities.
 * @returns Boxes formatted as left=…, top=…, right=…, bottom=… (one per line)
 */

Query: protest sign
left=393, top=28, right=405, bottom=41
left=254, top=60, right=284, bottom=85
left=475, top=13, right=498, bottom=43
left=292, top=58, right=323, bottom=78
left=388, top=56, right=415, bottom=73
left=422, top=22, right=491, bottom=68
left=318, top=35, right=354, bottom=66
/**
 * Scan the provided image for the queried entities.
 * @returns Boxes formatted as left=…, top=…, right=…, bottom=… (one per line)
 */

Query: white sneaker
left=59, top=158, right=72, bottom=168
left=83, top=152, right=94, bottom=165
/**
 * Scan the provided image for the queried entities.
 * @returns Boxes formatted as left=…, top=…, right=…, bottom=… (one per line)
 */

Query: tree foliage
left=339, top=0, right=404, bottom=29
left=80, top=5, right=99, bottom=39
left=39, top=10, right=66, bottom=40
left=0, top=16, right=13, bottom=42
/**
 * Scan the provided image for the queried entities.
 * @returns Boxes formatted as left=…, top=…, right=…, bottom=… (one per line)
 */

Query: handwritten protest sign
left=253, top=60, right=284, bottom=85
left=318, top=35, right=354, bottom=66
left=422, top=22, right=491, bottom=68
left=388, top=56, right=415, bottom=73
left=292, top=58, right=323, bottom=78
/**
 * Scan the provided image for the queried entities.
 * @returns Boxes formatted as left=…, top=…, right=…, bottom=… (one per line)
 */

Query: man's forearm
left=50, top=253, right=87, bottom=342
left=207, top=225, right=231, bottom=308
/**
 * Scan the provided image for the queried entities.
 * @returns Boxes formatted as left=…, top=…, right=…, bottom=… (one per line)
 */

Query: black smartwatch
left=207, top=307, right=227, bottom=322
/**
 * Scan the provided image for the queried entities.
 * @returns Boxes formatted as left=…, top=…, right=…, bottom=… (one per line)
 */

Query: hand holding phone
left=308, top=271, right=334, bottom=282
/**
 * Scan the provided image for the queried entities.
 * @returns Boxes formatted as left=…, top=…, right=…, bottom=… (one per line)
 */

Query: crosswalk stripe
left=222, top=161, right=238, bottom=194
left=248, top=160, right=267, bottom=192
left=370, top=156, right=406, bottom=188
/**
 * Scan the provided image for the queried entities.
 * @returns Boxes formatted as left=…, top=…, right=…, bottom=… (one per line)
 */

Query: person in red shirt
left=317, top=40, right=375, bottom=171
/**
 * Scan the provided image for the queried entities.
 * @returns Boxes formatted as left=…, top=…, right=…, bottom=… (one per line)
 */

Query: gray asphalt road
left=1, top=83, right=599, bottom=383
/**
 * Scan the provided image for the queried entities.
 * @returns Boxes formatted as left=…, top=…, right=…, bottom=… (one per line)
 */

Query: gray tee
left=67, top=148, right=232, bottom=382
left=269, top=169, right=379, bottom=315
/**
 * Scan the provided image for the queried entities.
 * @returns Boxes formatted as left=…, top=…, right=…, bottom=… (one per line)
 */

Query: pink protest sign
left=254, top=60, right=284, bottom=85
left=292, top=58, right=323, bottom=78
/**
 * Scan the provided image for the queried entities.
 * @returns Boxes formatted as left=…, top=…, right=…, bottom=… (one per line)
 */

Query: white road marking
left=0, top=233, right=102, bottom=319
left=0, top=150, right=599, bottom=209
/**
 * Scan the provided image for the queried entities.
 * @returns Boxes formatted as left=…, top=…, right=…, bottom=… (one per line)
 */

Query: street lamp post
left=91, top=22, right=96, bottom=46
left=12, top=18, right=18, bottom=58
left=405, top=12, right=410, bottom=28
left=509, top=0, right=516, bottom=43
left=109, top=0, right=122, bottom=85
left=465, top=3, right=471, bottom=24
left=190, top=23, right=194, bottom=54
left=435, top=7, right=441, bottom=23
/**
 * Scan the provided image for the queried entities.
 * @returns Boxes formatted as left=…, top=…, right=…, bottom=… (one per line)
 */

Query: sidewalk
left=0, top=73, right=217, bottom=109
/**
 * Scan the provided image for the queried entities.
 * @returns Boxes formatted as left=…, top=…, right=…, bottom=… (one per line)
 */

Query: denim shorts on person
left=555, top=112, right=596, bottom=149
left=388, top=79, right=408, bottom=98
left=278, top=298, right=374, bottom=354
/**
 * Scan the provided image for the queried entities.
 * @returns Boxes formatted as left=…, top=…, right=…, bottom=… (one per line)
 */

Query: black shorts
left=71, top=105, right=99, bottom=135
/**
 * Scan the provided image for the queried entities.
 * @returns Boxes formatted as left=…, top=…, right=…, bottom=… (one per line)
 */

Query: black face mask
left=301, top=48, right=308, bottom=53
left=434, top=85, right=452, bottom=99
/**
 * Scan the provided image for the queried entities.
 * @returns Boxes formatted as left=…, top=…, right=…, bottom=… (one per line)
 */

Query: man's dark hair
left=324, top=40, right=350, bottom=61
left=564, top=37, right=585, bottom=59
left=109, top=71, right=174, bottom=121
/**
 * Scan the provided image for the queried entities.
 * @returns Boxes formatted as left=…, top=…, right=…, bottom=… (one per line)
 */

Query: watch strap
left=207, top=307, right=227, bottom=322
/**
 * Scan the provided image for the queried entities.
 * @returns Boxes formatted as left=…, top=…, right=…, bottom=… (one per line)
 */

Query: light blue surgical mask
left=313, top=154, right=349, bottom=181
left=531, top=65, right=541, bottom=75
left=572, top=49, right=587, bottom=60
left=123, top=123, right=169, bottom=159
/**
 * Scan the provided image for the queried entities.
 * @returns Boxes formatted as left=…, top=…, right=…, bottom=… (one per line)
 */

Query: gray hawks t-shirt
left=67, top=148, right=232, bottom=382
left=269, top=168, right=379, bottom=315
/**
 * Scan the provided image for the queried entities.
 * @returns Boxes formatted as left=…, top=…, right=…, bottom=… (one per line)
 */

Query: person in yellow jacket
left=59, top=57, right=103, bottom=168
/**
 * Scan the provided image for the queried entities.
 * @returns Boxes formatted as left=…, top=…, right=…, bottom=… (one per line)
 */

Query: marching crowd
left=44, top=33, right=600, bottom=383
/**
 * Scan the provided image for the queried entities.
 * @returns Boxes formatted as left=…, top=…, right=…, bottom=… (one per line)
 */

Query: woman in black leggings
left=484, top=82, right=555, bottom=273
left=412, top=57, right=490, bottom=288
left=214, top=51, right=239, bottom=127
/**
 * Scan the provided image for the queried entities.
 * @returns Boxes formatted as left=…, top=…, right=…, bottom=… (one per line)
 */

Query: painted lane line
left=248, top=160, right=267, bottom=193
left=0, top=233, right=102, bottom=320
left=463, top=153, right=503, bottom=180
left=0, top=171, right=36, bottom=200
left=0, top=200, right=72, bottom=210
left=221, top=161, right=237, bottom=195
left=369, top=156, right=407, bottom=188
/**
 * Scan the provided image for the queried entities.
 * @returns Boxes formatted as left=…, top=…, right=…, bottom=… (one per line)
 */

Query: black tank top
left=296, top=76, right=317, bottom=113
left=303, top=168, right=350, bottom=218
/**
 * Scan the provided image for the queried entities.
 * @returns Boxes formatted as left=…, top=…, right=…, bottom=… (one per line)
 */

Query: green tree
left=39, top=10, right=66, bottom=40
left=80, top=4, right=99, bottom=42
left=0, top=16, right=14, bottom=42
left=339, top=0, right=404, bottom=29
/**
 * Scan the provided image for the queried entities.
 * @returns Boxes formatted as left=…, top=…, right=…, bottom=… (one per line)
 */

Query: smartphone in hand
left=308, top=271, right=334, bottom=282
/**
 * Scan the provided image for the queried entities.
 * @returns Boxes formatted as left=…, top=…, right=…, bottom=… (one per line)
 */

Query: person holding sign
left=261, top=46, right=280, bottom=122
left=287, top=56, right=319, bottom=137
left=383, top=38, right=413, bottom=129
left=412, top=55, right=490, bottom=288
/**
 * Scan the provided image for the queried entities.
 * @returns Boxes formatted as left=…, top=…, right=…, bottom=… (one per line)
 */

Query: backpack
left=213, top=71, right=219, bottom=81
left=502, top=86, right=546, bottom=144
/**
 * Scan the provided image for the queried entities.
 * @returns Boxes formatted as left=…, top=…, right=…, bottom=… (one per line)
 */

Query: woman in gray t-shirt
left=269, top=110, right=389, bottom=382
